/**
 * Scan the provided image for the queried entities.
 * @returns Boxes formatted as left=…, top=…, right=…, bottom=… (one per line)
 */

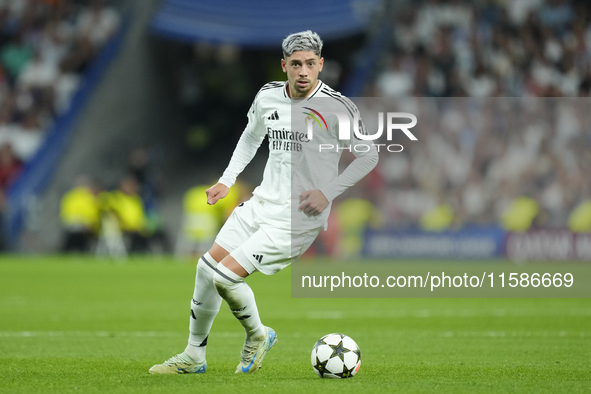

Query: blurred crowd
left=60, top=146, right=171, bottom=255
left=59, top=144, right=251, bottom=257
left=318, top=95, right=591, bottom=258
left=6, top=0, right=591, bottom=256
left=321, top=0, right=591, bottom=246
left=0, top=0, right=120, bottom=196
left=373, top=0, right=591, bottom=98
left=359, top=98, right=590, bottom=231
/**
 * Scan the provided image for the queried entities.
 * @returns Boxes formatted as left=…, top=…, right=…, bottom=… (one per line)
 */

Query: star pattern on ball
left=335, top=365, right=355, bottom=379
left=329, top=340, right=350, bottom=362
left=313, top=338, right=326, bottom=351
left=314, top=356, right=328, bottom=378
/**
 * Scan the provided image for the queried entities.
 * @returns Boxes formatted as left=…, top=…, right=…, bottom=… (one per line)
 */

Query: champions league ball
left=311, top=333, right=361, bottom=379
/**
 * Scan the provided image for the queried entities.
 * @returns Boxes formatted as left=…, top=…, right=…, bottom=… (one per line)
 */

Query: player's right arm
left=205, top=183, right=229, bottom=205
left=211, top=94, right=266, bottom=204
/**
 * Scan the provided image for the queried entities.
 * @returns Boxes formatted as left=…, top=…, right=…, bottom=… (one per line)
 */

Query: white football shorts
left=215, top=198, right=321, bottom=275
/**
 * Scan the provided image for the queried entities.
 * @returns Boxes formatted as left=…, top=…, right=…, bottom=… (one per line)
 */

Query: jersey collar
left=284, top=80, right=324, bottom=100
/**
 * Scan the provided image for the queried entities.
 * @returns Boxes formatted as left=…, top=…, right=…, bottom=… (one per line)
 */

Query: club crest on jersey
left=303, top=107, right=328, bottom=132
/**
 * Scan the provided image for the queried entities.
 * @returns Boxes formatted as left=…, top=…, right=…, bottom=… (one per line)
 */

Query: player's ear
left=318, top=57, right=324, bottom=72
left=281, top=58, right=287, bottom=73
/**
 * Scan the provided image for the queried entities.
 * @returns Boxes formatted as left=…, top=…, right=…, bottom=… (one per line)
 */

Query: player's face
left=281, top=50, right=324, bottom=98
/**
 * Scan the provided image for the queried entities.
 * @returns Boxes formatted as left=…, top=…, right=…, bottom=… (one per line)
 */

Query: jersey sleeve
left=218, top=96, right=266, bottom=188
left=319, top=104, right=379, bottom=202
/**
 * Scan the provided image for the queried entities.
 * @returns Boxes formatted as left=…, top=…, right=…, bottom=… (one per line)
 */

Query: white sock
left=184, top=253, right=222, bottom=362
left=212, top=264, right=265, bottom=341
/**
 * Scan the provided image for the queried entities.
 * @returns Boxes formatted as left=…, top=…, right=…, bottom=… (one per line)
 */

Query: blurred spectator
left=10, top=110, right=44, bottom=161
left=334, top=197, right=382, bottom=259
left=127, top=146, right=170, bottom=253
left=128, top=147, right=158, bottom=224
left=76, top=0, right=120, bottom=48
left=0, top=143, right=23, bottom=189
left=59, top=35, right=95, bottom=73
left=176, top=184, right=220, bottom=257
left=214, top=179, right=250, bottom=220
left=376, top=54, right=413, bottom=97
left=500, top=195, right=540, bottom=231
left=0, top=33, right=32, bottom=81
left=38, top=20, right=70, bottom=68
left=420, top=200, right=455, bottom=231
left=0, top=144, right=20, bottom=249
left=176, top=180, right=248, bottom=257
left=0, top=144, right=20, bottom=248
left=568, top=199, right=591, bottom=233
left=60, top=175, right=100, bottom=252
left=100, top=175, right=149, bottom=254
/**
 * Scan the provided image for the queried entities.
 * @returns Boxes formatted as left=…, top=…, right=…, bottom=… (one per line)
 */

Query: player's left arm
left=299, top=114, right=379, bottom=216
left=298, top=189, right=330, bottom=217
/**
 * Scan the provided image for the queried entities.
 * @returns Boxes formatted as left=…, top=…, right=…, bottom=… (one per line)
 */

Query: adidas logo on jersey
left=267, top=110, right=279, bottom=120
left=252, top=254, right=263, bottom=263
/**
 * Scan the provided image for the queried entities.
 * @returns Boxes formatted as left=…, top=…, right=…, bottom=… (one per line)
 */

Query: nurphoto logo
left=303, top=109, right=418, bottom=153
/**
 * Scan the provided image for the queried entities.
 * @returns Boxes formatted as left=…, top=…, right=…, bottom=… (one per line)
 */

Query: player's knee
left=197, top=258, right=216, bottom=277
left=212, top=265, right=243, bottom=298
left=212, top=270, right=233, bottom=297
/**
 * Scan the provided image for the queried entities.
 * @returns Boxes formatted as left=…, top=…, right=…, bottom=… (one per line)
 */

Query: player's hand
left=298, top=190, right=329, bottom=217
left=206, top=183, right=229, bottom=205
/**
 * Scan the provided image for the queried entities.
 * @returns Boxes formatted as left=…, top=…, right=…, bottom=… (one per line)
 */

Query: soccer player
left=150, top=30, right=378, bottom=375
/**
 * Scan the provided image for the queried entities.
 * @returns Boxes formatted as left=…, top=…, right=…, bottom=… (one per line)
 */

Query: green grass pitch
left=1, top=256, right=590, bottom=393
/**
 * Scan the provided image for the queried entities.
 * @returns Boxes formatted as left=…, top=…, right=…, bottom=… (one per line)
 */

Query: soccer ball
left=311, top=333, right=361, bottom=379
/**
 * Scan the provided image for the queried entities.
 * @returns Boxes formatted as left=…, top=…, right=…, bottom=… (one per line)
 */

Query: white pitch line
left=367, top=330, right=590, bottom=338
left=307, top=311, right=343, bottom=319
left=440, top=330, right=589, bottom=338
left=0, top=331, right=243, bottom=338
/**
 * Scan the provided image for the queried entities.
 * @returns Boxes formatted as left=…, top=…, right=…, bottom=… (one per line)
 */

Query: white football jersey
left=219, top=80, right=378, bottom=230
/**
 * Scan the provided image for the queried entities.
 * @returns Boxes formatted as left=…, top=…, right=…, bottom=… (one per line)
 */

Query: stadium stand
left=0, top=0, right=121, bottom=165
left=372, top=0, right=591, bottom=98
left=363, top=0, right=591, bottom=230
left=4, top=0, right=590, bottom=261
left=1, top=0, right=124, bottom=248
